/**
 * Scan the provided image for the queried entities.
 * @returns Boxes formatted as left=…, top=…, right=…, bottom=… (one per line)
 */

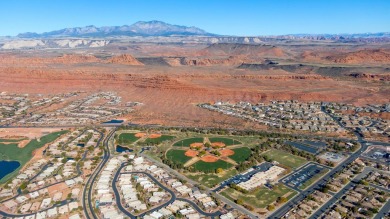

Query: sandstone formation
left=107, top=54, right=144, bottom=65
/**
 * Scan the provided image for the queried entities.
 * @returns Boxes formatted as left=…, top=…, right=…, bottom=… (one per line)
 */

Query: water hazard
left=0, top=160, right=20, bottom=180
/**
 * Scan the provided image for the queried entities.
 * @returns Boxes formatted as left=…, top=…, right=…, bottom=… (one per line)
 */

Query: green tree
left=267, top=204, right=275, bottom=211
left=235, top=199, right=244, bottom=205
left=216, top=168, right=224, bottom=174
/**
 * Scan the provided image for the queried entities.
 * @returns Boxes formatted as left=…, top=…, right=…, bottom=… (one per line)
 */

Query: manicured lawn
left=144, top=135, right=175, bottom=145
left=262, top=149, right=307, bottom=169
left=173, top=137, right=204, bottom=147
left=0, top=130, right=68, bottom=183
left=222, top=184, right=296, bottom=209
left=117, top=133, right=139, bottom=145
left=192, top=160, right=233, bottom=172
left=166, top=149, right=192, bottom=164
left=229, top=147, right=252, bottom=163
left=187, top=169, right=238, bottom=188
left=209, top=137, right=241, bottom=146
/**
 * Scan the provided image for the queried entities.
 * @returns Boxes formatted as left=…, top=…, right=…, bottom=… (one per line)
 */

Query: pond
left=0, top=160, right=20, bottom=180
left=116, top=145, right=133, bottom=153
left=102, top=120, right=124, bottom=124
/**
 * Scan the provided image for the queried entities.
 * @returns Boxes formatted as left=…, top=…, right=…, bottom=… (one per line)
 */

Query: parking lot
left=282, top=164, right=326, bottom=190
left=362, top=145, right=389, bottom=163
left=318, top=152, right=345, bottom=163
left=285, top=140, right=327, bottom=155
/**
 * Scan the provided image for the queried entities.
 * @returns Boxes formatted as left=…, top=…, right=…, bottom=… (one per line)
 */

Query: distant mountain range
left=17, top=20, right=213, bottom=38
left=274, top=32, right=390, bottom=41
left=16, top=20, right=389, bottom=39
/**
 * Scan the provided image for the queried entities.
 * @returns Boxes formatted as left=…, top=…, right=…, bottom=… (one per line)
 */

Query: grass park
left=208, top=137, right=241, bottom=146
left=262, top=149, right=307, bottom=169
left=166, top=149, right=192, bottom=164
left=192, top=160, right=233, bottom=172
left=173, top=137, right=204, bottom=147
left=144, top=135, right=175, bottom=145
left=222, top=183, right=297, bottom=209
left=187, top=169, right=238, bottom=188
left=0, top=130, right=68, bottom=183
left=229, top=147, right=252, bottom=163
left=117, top=133, right=140, bottom=145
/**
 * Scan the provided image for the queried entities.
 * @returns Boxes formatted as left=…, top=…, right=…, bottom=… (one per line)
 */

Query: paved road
left=269, top=138, right=369, bottom=218
left=309, top=166, right=390, bottom=219
left=0, top=129, right=99, bottom=206
left=281, top=163, right=328, bottom=192
left=308, top=167, right=372, bottom=219
left=0, top=198, right=76, bottom=217
left=268, top=107, right=372, bottom=219
left=82, top=128, right=114, bottom=219
left=112, top=163, right=222, bottom=218
left=375, top=198, right=390, bottom=219
left=143, top=154, right=260, bottom=218
left=111, top=165, right=174, bottom=219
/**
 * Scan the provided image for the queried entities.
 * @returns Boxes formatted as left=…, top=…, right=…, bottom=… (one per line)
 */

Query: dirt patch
left=200, top=155, right=219, bottom=162
left=190, top=142, right=204, bottom=149
left=0, top=135, right=26, bottom=140
left=211, top=142, right=226, bottom=148
left=17, top=139, right=31, bottom=148
left=47, top=182, right=68, bottom=194
left=185, top=149, right=199, bottom=157
left=135, top=132, right=147, bottom=138
left=0, top=128, right=62, bottom=139
left=149, top=133, right=162, bottom=139
left=220, top=149, right=235, bottom=157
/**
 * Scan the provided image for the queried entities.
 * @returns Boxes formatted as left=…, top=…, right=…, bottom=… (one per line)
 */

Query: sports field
left=229, top=147, right=252, bottom=163
left=208, top=137, right=241, bottom=146
left=262, top=149, right=307, bottom=169
left=117, top=133, right=139, bottom=145
left=166, top=149, right=192, bottom=164
left=187, top=169, right=238, bottom=187
left=192, top=160, right=233, bottom=172
left=145, top=135, right=175, bottom=145
left=222, top=184, right=296, bottom=209
left=173, top=137, right=204, bottom=147
left=0, top=130, right=68, bottom=183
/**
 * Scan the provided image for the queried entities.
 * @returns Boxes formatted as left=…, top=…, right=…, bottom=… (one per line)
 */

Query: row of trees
left=161, top=156, right=184, bottom=170
left=117, top=125, right=299, bottom=139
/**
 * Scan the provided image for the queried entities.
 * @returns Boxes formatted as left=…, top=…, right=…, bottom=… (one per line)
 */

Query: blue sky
left=1, top=0, right=389, bottom=36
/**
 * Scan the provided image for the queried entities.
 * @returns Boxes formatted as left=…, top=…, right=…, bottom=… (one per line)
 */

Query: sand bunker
left=185, top=149, right=199, bottom=157
left=211, top=142, right=226, bottom=148
left=135, top=132, right=147, bottom=138
left=220, top=149, right=235, bottom=156
left=18, top=139, right=31, bottom=148
left=200, top=155, right=219, bottom=162
left=149, top=133, right=162, bottom=139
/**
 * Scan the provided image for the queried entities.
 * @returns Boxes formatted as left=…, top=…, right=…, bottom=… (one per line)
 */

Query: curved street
left=268, top=107, right=374, bottom=218
left=82, top=128, right=115, bottom=219
left=112, top=163, right=222, bottom=218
